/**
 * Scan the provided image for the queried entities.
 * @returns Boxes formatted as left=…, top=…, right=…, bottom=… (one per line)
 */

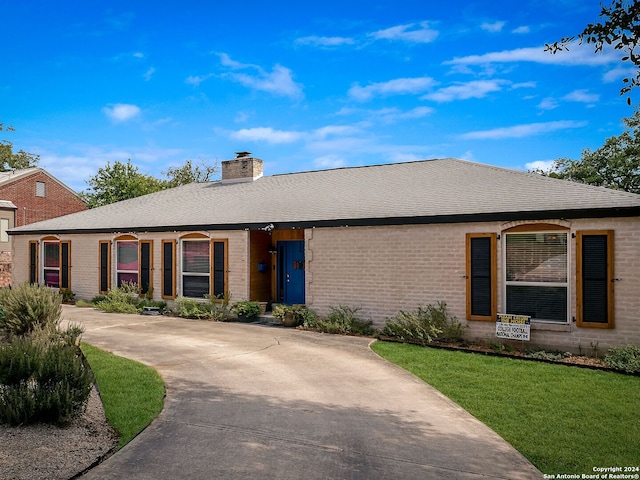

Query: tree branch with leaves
left=545, top=0, right=640, bottom=104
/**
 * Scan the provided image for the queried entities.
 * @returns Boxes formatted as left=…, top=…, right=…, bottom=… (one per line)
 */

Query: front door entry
left=278, top=240, right=305, bottom=304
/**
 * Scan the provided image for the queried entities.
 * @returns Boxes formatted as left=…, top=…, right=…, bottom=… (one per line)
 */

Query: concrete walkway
left=64, top=306, right=542, bottom=480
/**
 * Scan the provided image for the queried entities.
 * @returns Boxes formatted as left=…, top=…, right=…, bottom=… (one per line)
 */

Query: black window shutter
left=100, top=243, right=109, bottom=293
left=582, top=235, right=608, bottom=323
left=162, top=242, right=174, bottom=298
left=470, top=237, right=492, bottom=317
left=60, top=242, right=70, bottom=290
left=140, top=242, right=151, bottom=295
left=29, top=242, right=37, bottom=284
left=213, top=241, right=225, bottom=297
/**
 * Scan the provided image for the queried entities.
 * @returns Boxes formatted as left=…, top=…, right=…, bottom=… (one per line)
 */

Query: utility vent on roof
left=221, top=152, right=264, bottom=184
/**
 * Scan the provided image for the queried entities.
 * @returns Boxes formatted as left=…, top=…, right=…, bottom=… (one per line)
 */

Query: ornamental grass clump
left=0, top=284, right=92, bottom=426
left=0, top=282, right=62, bottom=336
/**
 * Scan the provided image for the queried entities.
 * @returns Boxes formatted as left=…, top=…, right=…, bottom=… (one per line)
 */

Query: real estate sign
left=496, top=314, right=531, bottom=341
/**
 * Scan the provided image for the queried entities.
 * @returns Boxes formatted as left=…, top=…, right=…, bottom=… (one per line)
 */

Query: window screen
left=505, top=232, right=568, bottom=323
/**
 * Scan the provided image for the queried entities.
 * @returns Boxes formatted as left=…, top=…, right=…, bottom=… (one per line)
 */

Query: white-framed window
left=36, top=181, right=46, bottom=197
left=43, top=241, right=60, bottom=288
left=116, top=240, right=139, bottom=287
left=181, top=239, right=210, bottom=298
left=504, top=231, right=569, bottom=323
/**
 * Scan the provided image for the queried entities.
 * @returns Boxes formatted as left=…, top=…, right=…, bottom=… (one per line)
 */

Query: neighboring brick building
left=0, top=168, right=86, bottom=227
left=0, top=168, right=86, bottom=286
left=9, top=154, right=640, bottom=351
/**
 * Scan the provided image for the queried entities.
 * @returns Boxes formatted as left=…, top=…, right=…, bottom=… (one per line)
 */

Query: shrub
left=0, top=325, right=93, bottom=426
left=174, top=297, right=230, bottom=320
left=273, top=304, right=317, bottom=327
left=605, top=345, right=640, bottom=374
left=230, top=300, right=261, bottom=319
left=303, top=305, right=375, bottom=335
left=94, top=283, right=140, bottom=314
left=382, top=301, right=465, bottom=345
left=0, top=283, right=62, bottom=336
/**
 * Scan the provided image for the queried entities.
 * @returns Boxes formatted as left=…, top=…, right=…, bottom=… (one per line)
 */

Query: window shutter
left=140, top=241, right=152, bottom=295
left=99, top=241, right=111, bottom=293
left=212, top=240, right=226, bottom=298
left=577, top=231, right=614, bottom=328
left=466, top=233, right=496, bottom=321
left=162, top=240, right=175, bottom=299
left=29, top=241, right=38, bottom=284
left=60, top=241, right=70, bottom=290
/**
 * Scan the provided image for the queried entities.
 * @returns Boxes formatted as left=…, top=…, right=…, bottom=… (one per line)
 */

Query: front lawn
left=82, top=343, right=165, bottom=449
left=371, top=341, right=640, bottom=475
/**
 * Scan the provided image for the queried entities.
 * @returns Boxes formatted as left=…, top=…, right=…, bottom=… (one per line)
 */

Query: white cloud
left=231, top=127, right=304, bottom=144
left=133, top=52, right=144, bottom=58
left=525, top=160, right=555, bottom=172
left=369, top=21, right=439, bottom=43
left=602, top=65, right=636, bottom=83
left=185, top=73, right=214, bottom=86
left=459, top=120, right=587, bottom=140
left=349, top=76, right=437, bottom=101
left=218, top=53, right=303, bottom=99
left=562, top=89, right=599, bottom=103
left=512, top=26, right=530, bottom=34
left=295, top=36, right=355, bottom=47
left=313, top=154, right=347, bottom=168
left=481, top=21, right=505, bottom=33
left=143, top=67, right=155, bottom=81
left=445, top=44, right=619, bottom=67
left=422, top=79, right=505, bottom=102
left=537, top=97, right=559, bottom=110
left=102, top=103, right=141, bottom=122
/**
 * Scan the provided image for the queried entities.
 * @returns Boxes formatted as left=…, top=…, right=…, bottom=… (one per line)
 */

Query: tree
left=80, top=159, right=168, bottom=208
left=545, top=0, right=640, bottom=104
left=0, top=123, right=40, bottom=170
left=537, top=109, right=640, bottom=194
left=162, top=159, right=218, bottom=187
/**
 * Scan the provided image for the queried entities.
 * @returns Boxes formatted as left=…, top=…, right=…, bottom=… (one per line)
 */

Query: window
left=466, top=233, right=497, bottom=321
left=182, top=240, right=210, bottom=298
left=41, top=239, right=71, bottom=290
left=576, top=231, right=614, bottom=328
left=505, top=231, right=568, bottom=323
left=43, top=241, right=60, bottom=287
left=181, top=238, right=227, bottom=299
left=0, top=218, right=9, bottom=242
left=116, top=240, right=139, bottom=287
left=36, top=181, right=46, bottom=197
left=115, top=238, right=153, bottom=294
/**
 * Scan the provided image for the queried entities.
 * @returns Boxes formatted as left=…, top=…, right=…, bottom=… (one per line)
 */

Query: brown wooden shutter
left=576, top=230, right=614, bottom=328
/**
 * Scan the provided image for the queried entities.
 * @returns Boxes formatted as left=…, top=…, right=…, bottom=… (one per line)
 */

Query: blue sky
left=1, top=0, right=635, bottom=192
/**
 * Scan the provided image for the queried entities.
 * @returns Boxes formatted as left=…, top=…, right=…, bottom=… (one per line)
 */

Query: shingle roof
left=10, top=158, right=640, bottom=235
left=0, top=168, right=40, bottom=185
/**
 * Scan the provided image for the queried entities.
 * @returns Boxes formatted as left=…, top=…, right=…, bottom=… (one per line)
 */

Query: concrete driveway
left=63, top=306, right=542, bottom=480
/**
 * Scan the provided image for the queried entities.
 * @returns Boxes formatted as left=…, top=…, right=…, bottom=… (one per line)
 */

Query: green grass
left=371, top=341, right=640, bottom=475
left=81, top=343, right=165, bottom=449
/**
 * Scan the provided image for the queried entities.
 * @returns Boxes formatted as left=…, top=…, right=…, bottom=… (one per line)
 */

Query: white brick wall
left=307, top=218, right=640, bottom=352
left=12, top=231, right=250, bottom=305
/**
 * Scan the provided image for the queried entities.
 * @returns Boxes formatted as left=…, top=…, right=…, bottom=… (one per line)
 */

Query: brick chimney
left=221, top=152, right=264, bottom=184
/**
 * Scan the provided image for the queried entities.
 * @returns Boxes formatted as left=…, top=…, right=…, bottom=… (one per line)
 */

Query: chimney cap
left=235, top=151, right=252, bottom=158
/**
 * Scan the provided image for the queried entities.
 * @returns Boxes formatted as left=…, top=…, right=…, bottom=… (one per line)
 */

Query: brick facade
left=305, top=218, right=640, bottom=353
left=10, top=215, right=640, bottom=352
left=0, top=169, right=86, bottom=227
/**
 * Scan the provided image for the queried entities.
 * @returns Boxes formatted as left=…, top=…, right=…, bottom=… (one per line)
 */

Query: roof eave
left=9, top=206, right=640, bottom=236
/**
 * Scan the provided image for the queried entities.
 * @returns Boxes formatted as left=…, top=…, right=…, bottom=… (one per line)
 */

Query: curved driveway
left=63, top=306, right=542, bottom=480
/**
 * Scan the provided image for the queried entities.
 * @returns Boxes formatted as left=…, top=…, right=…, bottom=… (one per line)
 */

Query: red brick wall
left=0, top=170, right=86, bottom=226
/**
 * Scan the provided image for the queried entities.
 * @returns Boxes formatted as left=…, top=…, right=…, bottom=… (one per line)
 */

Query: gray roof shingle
left=10, top=158, right=640, bottom=234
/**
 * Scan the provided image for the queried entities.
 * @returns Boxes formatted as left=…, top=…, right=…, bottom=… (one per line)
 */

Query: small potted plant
left=230, top=300, right=261, bottom=322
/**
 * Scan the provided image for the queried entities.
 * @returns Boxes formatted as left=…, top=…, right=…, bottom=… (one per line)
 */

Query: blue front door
left=278, top=240, right=305, bottom=304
